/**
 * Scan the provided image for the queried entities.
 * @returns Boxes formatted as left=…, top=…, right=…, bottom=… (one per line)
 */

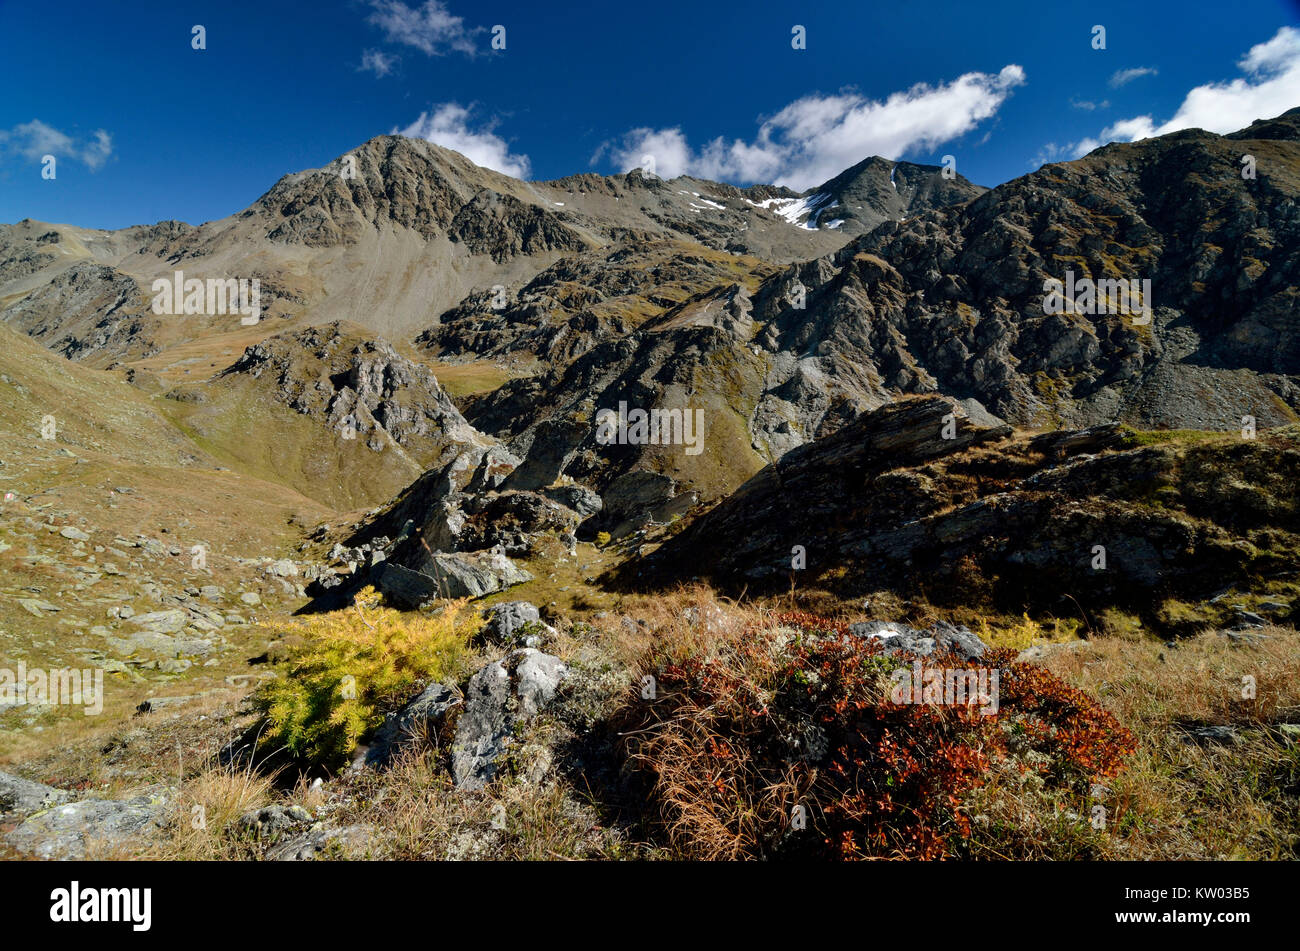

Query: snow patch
left=749, top=192, right=837, bottom=230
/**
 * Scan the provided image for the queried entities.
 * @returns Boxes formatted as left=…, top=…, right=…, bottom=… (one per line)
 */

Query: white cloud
left=359, top=49, right=398, bottom=77
left=599, top=65, right=1025, bottom=190
left=398, top=103, right=530, bottom=178
left=367, top=0, right=480, bottom=56
left=0, top=120, right=112, bottom=170
left=1059, top=27, right=1300, bottom=160
left=1031, top=142, right=1076, bottom=168
left=1109, top=67, right=1158, bottom=88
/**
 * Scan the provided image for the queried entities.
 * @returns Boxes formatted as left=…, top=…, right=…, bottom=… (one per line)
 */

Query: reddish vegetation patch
left=620, top=612, right=1136, bottom=859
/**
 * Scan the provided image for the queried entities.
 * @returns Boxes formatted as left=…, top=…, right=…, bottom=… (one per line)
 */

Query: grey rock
left=0, top=770, right=70, bottom=816
left=376, top=550, right=531, bottom=605
left=1181, top=725, right=1242, bottom=746
left=451, top=649, right=568, bottom=790
left=6, top=791, right=170, bottom=859
left=365, top=681, right=459, bottom=767
left=128, top=609, right=189, bottom=634
left=481, top=600, right=540, bottom=643
left=265, top=824, right=372, bottom=861
left=541, top=484, right=603, bottom=518
left=238, top=804, right=314, bottom=837
left=848, top=619, right=986, bottom=663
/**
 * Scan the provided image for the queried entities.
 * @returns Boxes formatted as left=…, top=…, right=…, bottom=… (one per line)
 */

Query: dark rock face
left=3, top=262, right=150, bottom=361
left=638, top=395, right=1300, bottom=625
left=828, top=113, right=1300, bottom=428
left=807, top=156, right=987, bottom=238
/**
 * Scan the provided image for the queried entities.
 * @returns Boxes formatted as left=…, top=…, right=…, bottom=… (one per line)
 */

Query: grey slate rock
left=365, top=681, right=460, bottom=767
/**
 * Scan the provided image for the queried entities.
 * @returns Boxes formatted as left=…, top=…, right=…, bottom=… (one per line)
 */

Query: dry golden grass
left=1039, top=626, right=1300, bottom=859
left=153, top=761, right=278, bottom=860
left=333, top=748, right=630, bottom=860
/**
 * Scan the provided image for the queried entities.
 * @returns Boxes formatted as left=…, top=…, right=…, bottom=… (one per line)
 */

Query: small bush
left=617, top=612, right=1136, bottom=859
left=253, top=587, right=479, bottom=769
left=595, top=531, right=612, bottom=547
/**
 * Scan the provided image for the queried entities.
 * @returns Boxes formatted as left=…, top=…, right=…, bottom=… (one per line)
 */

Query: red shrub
left=619, top=612, right=1135, bottom=859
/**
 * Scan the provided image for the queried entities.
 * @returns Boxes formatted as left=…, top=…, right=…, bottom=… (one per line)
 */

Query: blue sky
left=1, top=0, right=1298, bottom=230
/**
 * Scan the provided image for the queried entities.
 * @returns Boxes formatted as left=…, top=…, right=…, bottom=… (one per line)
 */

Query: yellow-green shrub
left=253, top=587, right=479, bottom=769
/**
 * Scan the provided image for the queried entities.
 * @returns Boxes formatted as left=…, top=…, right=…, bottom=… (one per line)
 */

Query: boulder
left=481, top=600, right=544, bottom=646
left=0, top=770, right=70, bottom=816
left=451, top=649, right=568, bottom=790
left=5, top=790, right=171, bottom=859
left=238, top=804, right=314, bottom=837
left=365, top=682, right=459, bottom=767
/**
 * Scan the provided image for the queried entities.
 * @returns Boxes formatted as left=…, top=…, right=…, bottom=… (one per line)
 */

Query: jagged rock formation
left=214, top=322, right=484, bottom=460
left=638, top=395, right=1300, bottom=633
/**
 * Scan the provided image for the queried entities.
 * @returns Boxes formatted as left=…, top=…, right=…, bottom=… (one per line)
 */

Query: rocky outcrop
left=0, top=770, right=71, bottom=815
left=362, top=647, right=567, bottom=790
left=639, top=395, right=1300, bottom=630
left=5, top=789, right=171, bottom=859
left=451, top=649, right=568, bottom=790
left=217, top=322, right=485, bottom=462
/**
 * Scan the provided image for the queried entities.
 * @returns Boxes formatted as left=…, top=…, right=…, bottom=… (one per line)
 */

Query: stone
left=451, top=649, right=567, bottom=790
left=848, top=620, right=986, bottom=663
left=128, top=609, right=189, bottom=634
left=5, top=791, right=170, bottom=859
left=265, top=824, right=372, bottom=861
left=365, top=681, right=459, bottom=767
left=541, top=484, right=603, bottom=518
left=376, top=551, right=531, bottom=605
left=0, top=770, right=70, bottom=815
left=481, top=600, right=541, bottom=643
left=238, top=804, right=314, bottom=837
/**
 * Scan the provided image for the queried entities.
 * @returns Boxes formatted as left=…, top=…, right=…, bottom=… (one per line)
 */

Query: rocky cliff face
left=415, top=111, right=1300, bottom=519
